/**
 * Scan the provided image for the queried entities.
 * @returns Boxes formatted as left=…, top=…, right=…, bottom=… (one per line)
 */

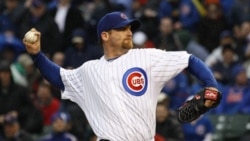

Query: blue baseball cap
left=97, top=12, right=141, bottom=39
left=51, top=112, right=71, bottom=123
left=232, top=65, right=246, bottom=78
left=31, top=0, right=45, bottom=8
left=3, top=114, right=18, bottom=125
left=220, top=30, right=232, bottom=39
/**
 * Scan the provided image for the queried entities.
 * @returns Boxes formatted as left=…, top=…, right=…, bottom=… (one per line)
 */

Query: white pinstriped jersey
left=60, top=48, right=191, bottom=141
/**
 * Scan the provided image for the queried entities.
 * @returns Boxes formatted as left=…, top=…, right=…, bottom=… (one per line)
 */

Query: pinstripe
left=60, top=48, right=190, bottom=141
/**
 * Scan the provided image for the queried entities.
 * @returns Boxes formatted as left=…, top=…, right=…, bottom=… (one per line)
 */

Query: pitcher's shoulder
left=131, top=48, right=190, bottom=54
left=83, top=58, right=101, bottom=66
left=129, top=48, right=160, bottom=54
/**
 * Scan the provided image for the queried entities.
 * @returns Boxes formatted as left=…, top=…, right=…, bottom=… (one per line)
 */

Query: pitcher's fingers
left=30, top=28, right=37, bottom=32
left=204, top=100, right=215, bottom=107
left=34, top=32, right=41, bottom=38
left=23, top=39, right=33, bottom=46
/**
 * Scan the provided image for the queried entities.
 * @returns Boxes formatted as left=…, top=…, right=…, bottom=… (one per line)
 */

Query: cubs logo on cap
left=122, top=67, right=148, bottom=96
left=120, top=13, right=128, bottom=20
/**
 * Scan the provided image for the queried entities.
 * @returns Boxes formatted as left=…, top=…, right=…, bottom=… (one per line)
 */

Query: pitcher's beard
left=122, top=39, right=133, bottom=49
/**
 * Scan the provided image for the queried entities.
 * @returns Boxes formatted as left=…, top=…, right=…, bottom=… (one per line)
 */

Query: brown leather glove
left=177, top=88, right=222, bottom=123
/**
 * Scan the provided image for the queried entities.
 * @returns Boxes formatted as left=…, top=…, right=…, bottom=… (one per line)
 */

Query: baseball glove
left=177, top=88, right=222, bottom=123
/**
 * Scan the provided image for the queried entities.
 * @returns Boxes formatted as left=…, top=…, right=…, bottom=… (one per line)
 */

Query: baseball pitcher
left=23, top=11, right=221, bottom=141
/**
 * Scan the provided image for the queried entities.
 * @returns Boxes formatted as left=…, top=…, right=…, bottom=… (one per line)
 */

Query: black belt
left=100, top=140, right=110, bottom=141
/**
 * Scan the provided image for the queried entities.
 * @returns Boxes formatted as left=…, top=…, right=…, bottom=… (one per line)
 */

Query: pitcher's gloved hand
left=177, top=88, right=222, bottom=123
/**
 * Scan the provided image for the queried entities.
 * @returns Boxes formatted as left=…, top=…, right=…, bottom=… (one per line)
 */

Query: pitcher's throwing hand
left=23, top=28, right=41, bottom=55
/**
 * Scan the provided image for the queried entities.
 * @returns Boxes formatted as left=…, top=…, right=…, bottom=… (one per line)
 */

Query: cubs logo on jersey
left=122, top=67, right=148, bottom=96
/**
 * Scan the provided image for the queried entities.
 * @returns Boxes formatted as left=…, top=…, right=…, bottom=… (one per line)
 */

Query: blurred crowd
left=0, top=0, right=250, bottom=141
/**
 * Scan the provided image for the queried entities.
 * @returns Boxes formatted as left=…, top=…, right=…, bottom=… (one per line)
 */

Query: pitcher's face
left=109, top=25, right=134, bottom=50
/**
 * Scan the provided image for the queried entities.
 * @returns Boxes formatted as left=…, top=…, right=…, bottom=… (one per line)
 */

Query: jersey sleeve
left=149, top=49, right=191, bottom=85
left=60, top=67, right=85, bottom=102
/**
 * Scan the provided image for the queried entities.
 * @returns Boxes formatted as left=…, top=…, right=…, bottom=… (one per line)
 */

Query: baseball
left=24, top=31, right=38, bottom=43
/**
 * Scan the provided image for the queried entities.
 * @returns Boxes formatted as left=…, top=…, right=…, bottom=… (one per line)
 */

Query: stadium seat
left=208, top=114, right=227, bottom=141
left=223, top=114, right=250, bottom=141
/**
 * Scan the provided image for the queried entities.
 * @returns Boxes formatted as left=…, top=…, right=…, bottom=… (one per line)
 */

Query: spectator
left=175, top=29, right=209, bottom=61
left=52, top=52, right=65, bottom=67
left=39, top=111, right=77, bottom=141
left=35, top=82, right=60, bottom=126
left=244, top=35, right=250, bottom=79
left=182, top=115, right=214, bottom=141
left=219, top=0, right=235, bottom=20
left=158, top=0, right=180, bottom=22
left=0, top=45, right=18, bottom=65
left=239, top=21, right=250, bottom=61
left=161, top=71, right=189, bottom=109
left=0, top=0, right=26, bottom=33
left=155, top=133, right=166, bottom=141
left=2, top=113, right=34, bottom=141
left=156, top=99, right=184, bottom=141
left=8, top=53, right=42, bottom=97
left=131, top=0, right=145, bottom=19
left=0, top=28, right=26, bottom=60
left=16, top=53, right=41, bottom=92
left=153, top=17, right=178, bottom=51
left=196, top=1, right=229, bottom=52
left=227, top=0, right=250, bottom=27
left=215, top=65, right=250, bottom=114
left=242, top=22, right=250, bottom=59
left=19, top=0, right=62, bottom=57
left=49, top=0, right=85, bottom=51
left=139, top=4, right=159, bottom=41
left=0, top=59, right=43, bottom=135
left=205, top=30, right=238, bottom=67
left=228, top=21, right=250, bottom=62
left=182, top=96, right=214, bottom=141
left=64, top=28, right=103, bottom=69
left=176, top=0, right=201, bottom=32
left=10, top=53, right=33, bottom=87
left=85, top=0, right=114, bottom=45
left=133, top=31, right=155, bottom=48
left=211, top=44, right=240, bottom=85
left=60, top=100, right=88, bottom=141
left=110, top=0, right=133, bottom=18
left=50, top=52, right=65, bottom=100
left=157, top=92, right=169, bottom=106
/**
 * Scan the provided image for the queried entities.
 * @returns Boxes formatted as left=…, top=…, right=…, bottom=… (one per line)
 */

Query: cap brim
left=113, top=19, right=141, bottom=31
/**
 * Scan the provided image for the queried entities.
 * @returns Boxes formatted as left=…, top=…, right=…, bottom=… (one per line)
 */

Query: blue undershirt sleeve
left=31, top=52, right=64, bottom=90
left=187, top=55, right=218, bottom=88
